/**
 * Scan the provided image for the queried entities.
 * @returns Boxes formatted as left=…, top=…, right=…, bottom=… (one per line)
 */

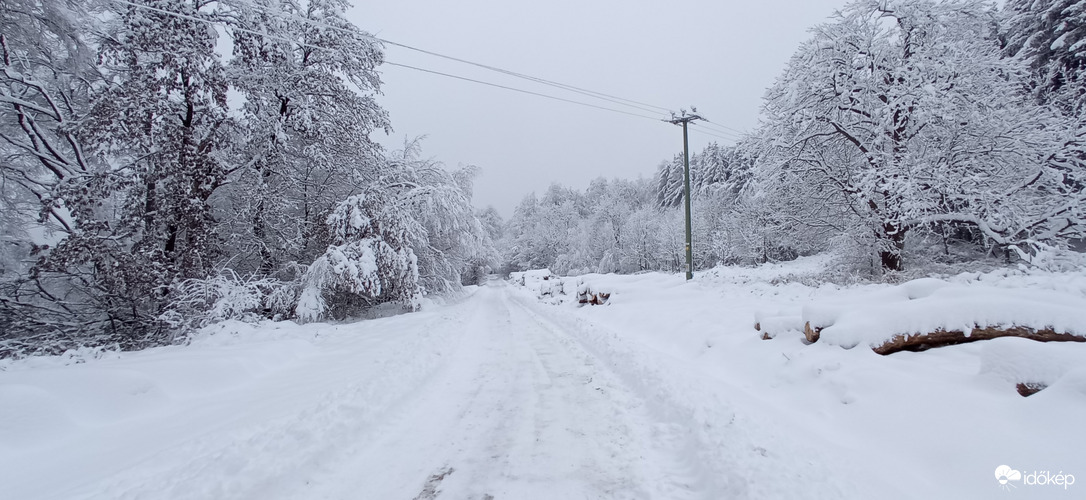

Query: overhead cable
left=109, top=0, right=667, bottom=123
left=231, top=0, right=675, bottom=117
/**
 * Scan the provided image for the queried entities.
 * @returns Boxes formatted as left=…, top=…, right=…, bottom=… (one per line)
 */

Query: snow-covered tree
left=477, top=206, right=504, bottom=242
left=504, top=185, right=587, bottom=274
left=0, top=0, right=156, bottom=352
left=655, top=154, right=686, bottom=208
left=754, top=0, right=1084, bottom=270
left=654, top=142, right=750, bottom=209
left=0, top=0, right=496, bottom=355
left=297, top=190, right=420, bottom=322
left=380, top=139, right=497, bottom=293
left=0, top=0, right=98, bottom=234
left=502, top=178, right=685, bottom=275
left=1003, top=0, right=1086, bottom=112
left=219, top=0, right=389, bottom=274
left=83, top=0, right=234, bottom=281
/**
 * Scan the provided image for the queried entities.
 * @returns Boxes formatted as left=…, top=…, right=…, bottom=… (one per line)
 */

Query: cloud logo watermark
left=996, top=465, right=1075, bottom=491
left=995, top=465, right=1022, bottom=490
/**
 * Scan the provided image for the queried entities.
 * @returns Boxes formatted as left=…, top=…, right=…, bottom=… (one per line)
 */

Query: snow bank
left=753, top=310, right=804, bottom=339
left=699, top=253, right=839, bottom=286
left=804, top=277, right=1086, bottom=349
left=508, top=269, right=557, bottom=288
left=980, top=337, right=1086, bottom=386
left=0, top=300, right=468, bottom=500
left=513, top=258, right=1086, bottom=498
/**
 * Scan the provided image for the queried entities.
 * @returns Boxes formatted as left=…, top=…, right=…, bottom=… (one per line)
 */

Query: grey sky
left=347, top=0, right=852, bottom=218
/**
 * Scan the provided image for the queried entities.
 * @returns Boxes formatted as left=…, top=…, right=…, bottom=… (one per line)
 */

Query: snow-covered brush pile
left=508, top=270, right=610, bottom=306
left=509, top=270, right=570, bottom=305
left=510, top=269, right=556, bottom=291
left=757, top=271, right=1086, bottom=355
left=576, top=281, right=611, bottom=306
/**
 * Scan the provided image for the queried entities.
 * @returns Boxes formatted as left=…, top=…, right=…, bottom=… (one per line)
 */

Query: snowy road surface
left=3, top=269, right=1084, bottom=499
left=2, top=281, right=848, bottom=499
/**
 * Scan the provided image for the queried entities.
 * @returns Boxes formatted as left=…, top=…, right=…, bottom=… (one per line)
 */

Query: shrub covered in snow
left=297, top=192, right=421, bottom=323
left=159, top=270, right=275, bottom=332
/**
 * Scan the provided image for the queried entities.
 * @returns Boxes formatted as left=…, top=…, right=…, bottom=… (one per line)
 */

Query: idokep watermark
left=996, top=465, right=1075, bottom=491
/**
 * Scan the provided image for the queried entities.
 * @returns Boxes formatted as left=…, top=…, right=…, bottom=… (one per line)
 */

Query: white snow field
left=3, top=259, right=1086, bottom=499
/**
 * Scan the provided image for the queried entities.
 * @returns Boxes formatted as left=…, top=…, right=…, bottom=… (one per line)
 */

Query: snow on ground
left=2, top=258, right=1085, bottom=499
left=514, top=257, right=1086, bottom=498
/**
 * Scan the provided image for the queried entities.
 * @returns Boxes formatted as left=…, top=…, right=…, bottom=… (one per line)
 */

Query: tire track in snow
left=496, top=290, right=703, bottom=499
left=297, top=284, right=700, bottom=500
left=73, top=307, right=468, bottom=500
left=506, top=290, right=857, bottom=499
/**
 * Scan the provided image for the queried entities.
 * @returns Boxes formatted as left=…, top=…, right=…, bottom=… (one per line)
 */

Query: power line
left=688, top=127, right=737, bottom=142
left=384, top=62, right=663, bottom=122
left=229, top=0, right=675, bottom=117
left=114, top=0, right=756, bottom=136
left=696, top=127, right=744, bottom=142
left=108, top=0, right=663, bottom=122
left=111, top=0, right=321, bottom=49
left=379, top=41, right=671, bottom=116
left=112, top=0, right=753, bottom=137
left=695, top=129, right=742, bottom=141
left=702, top=118, right=747, bottom=135
left=698, top=122, right=744, bottom=137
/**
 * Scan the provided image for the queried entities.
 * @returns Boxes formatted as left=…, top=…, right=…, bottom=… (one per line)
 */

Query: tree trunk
left=873, top=325, right=1086, bottom=355
left=878, top=222, right=907, bottom=271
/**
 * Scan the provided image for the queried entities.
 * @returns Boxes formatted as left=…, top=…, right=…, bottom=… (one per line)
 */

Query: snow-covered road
left=2, top=281, right=852, bottom=499
left=5, top=269, right=1085, bottom=499
left=309, top=283, right=700, bottom=499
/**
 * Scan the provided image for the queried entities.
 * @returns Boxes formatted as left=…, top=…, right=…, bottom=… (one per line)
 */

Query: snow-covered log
left=796, top=277, right=1086, bottom=354
left=873, top=326, right=1085, bottom=355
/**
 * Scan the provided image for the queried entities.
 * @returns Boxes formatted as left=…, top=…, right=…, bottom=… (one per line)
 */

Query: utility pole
left=666, top=109, right=703, bottom=281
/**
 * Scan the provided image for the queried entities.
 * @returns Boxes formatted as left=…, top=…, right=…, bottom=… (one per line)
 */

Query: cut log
left=577, top=289, right=610, bottom=306
left=1016, top=382, right=1047, bottom=397
left=803, top=322, right=822, bottom=343
left=873, top=325, right=1086, bottom=355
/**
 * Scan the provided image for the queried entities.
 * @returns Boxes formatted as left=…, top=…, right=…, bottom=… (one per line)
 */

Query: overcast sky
left=347, top=0, right=852, bottom=218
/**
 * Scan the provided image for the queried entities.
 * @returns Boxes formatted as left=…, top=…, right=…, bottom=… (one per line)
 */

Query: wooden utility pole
left=666, top=109, right=703, bottom=281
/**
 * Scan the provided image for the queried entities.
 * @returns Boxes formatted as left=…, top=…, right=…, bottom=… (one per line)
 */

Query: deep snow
left=2, top=260, right=1085, bottom=499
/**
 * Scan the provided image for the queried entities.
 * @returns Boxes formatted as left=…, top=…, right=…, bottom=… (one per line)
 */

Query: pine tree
left=1004, top=0, right=1086, bottom=112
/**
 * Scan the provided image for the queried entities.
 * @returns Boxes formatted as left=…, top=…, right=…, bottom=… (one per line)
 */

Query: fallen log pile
left=577, top=288, right=610, bottom=306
